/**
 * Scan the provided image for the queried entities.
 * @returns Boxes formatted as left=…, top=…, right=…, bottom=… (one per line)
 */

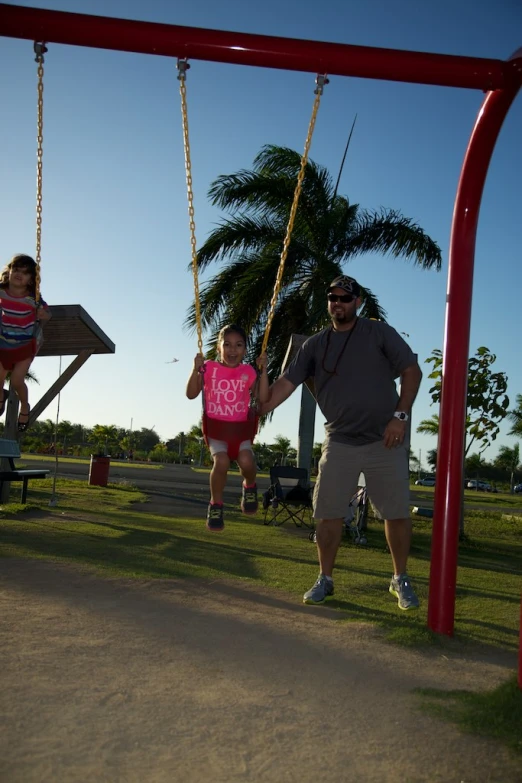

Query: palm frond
left=346, top=209, right=442, bottom=269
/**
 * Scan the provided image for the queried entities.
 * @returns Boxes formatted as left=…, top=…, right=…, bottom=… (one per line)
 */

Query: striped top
left=0, top=288, right=49, bottom=350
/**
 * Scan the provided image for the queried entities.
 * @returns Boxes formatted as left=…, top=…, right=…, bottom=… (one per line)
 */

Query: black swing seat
left=262, top=466, right=313, bottom=528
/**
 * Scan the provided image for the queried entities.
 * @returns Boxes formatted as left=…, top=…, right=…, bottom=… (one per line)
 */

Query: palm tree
left=187, top=145, right=441, bottom=469
left=494, top=443, right=521, bottom=493
left=507, top=394, right=522, bottom=438
left=57, top=420, right=75, bottom=454
left=271, top=435, right=291, bottom=466
left=427, top=449, right=438, bottom=471
left=90, top=424, right=119, bottom=456
left=188, top=145, right=441, bottom=370
left=416, top=414, right=440, bottom=438
left=39, top=418, right=56, bottom=449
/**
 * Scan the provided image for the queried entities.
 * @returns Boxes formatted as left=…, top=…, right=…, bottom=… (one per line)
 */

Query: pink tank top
left=203, top=361, right=257, bottom=422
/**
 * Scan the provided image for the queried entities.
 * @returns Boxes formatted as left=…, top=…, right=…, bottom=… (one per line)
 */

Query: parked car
left=415, top=477, right=436, bottom=487
left=514, top=483, right=522, bottom=494
left=467, top=480, right=496, bottom=492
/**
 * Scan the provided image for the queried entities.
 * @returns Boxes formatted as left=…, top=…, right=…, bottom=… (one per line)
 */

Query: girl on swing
left=0, top=254, right=52, bottom=431
left=186, top=324, right=269, bottom=532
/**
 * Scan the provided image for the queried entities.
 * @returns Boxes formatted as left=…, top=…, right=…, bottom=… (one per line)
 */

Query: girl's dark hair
left=217, top=324, right=248, bottom=345
left=0, top=254, right=37, bottom=297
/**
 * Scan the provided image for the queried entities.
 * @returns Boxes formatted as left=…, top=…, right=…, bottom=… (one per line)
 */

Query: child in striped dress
left=0, top=254, right=52, bottom=431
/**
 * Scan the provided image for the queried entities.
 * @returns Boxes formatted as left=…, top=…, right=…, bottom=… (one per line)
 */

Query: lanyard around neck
left=321, top=318, right=358, bottom=376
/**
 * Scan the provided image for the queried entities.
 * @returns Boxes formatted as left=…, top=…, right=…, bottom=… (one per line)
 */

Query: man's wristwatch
left=393, top=411, right=409, bottom=422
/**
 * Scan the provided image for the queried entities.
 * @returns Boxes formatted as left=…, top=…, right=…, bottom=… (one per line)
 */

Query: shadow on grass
left=0, top=518, right=261, bottom=582
left=415, top=676, right=522, bottom=756
left=2, top=482, right=520, bottom=658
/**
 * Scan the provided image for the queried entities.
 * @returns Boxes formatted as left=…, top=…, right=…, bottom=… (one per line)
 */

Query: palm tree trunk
left=297, top=384, right=316, bottom=479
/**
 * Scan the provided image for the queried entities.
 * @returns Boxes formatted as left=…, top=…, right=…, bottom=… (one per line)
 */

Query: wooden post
left=282, top=335, right=316, bottom=479
left=28, top=350, right=93, bottom=424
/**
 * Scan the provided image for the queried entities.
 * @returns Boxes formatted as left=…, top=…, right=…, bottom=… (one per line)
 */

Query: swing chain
left=34, top=41, right=47, bottom=304
left=261, top=73, right=328, bottom=355
left=177, top=58, right=203, bottom=357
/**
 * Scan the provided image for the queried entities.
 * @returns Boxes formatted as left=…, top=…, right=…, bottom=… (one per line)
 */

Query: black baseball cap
left=327, top=275, right=361, bottom=297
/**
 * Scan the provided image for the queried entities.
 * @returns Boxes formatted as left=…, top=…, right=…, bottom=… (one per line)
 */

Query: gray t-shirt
left=283, top=318, right=417, bottom=445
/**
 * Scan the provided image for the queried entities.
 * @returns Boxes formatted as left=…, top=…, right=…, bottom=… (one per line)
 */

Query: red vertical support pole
left=428, top=54, right=522, bottom=636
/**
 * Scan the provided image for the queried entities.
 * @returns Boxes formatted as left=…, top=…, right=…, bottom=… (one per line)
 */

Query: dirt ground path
left=1, top=558, right=520, bottom=783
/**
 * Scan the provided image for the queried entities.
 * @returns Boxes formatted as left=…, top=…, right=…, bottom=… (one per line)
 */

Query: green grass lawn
left=1, top=477, right=521, bottom=754
left=0, top=478, right=520, bottom=652
left=412, top=484, right=522, bottom=507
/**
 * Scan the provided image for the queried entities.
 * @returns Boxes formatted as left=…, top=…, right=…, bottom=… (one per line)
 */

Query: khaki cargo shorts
left=313, top=438, right=410, bottom=521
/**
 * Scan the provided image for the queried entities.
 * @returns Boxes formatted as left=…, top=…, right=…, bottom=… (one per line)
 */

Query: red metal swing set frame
left=1, top=3, right=520, bottom=660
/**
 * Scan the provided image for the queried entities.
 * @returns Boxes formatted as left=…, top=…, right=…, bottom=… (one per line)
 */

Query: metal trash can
left=88, top=455, right=111, bottom=487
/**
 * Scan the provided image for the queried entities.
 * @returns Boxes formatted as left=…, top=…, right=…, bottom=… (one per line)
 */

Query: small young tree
left=418, top=346, right=509, bottom=535
left=419, top=346, right=509, bottom=458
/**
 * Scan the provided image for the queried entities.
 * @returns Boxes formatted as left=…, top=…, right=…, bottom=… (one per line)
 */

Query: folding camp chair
left=262, top=466, right=313, bottom=528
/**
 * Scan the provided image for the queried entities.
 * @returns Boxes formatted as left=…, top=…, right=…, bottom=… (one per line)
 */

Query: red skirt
left=0, top=342, right=36, bottom=371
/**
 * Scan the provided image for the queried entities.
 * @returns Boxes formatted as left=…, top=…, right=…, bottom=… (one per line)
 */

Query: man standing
left=262, top=275, right=422, bottom=609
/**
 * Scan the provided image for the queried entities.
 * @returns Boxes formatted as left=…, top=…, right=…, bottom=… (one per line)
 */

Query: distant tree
left=494, top=443, right=521, bottom=493
left=90, top=424, right=119, bottom=455
left=286, top=447, right=297, bottom=465
left=507, top=394, right=522, bottom=439
left=149, top=443, right=170, bottom=463
left=427, top=449, right=438, bottom=471
left=252, top=441, right=274, bottom=470
left=271, top=435, right=292, bottom=466
left=57, top=420, right=75, bottom=452
left=465, top=452, right=484, bottom=474
left=133, top=427, right=160, bottom=453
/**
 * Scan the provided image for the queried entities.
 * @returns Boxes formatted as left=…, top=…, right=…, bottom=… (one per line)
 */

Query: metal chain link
left=261, top=74, right=328, bottom=355
left=177, top=59, right=203, bottom=356
left=34, top=42, right=47, bottom=304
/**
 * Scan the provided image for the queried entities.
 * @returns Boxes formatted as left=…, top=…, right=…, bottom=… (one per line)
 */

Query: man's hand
left=383, top=417, right=407, bottom=449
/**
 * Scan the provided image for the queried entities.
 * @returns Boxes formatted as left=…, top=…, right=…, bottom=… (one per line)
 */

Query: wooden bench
left=0, top=439, right=50, bottom=503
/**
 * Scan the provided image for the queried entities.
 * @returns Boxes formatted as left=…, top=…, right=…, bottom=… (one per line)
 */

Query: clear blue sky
left=1, top=0, right=521, bottom=467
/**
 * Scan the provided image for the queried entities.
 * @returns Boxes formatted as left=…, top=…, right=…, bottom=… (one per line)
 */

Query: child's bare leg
left=0, top=363, right=8, bottom=415
left=210, top=452, right=230, bottom=504
left=9, top=357, right=33, bottom=419
left=237, top=449, right=258, bottom=513
left=237, top=449, right=256, bottom=486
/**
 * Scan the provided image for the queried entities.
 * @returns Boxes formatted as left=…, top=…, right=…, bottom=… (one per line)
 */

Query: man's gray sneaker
left=389, top=574, right=419, bottom=610
left=303, top=574, right=334, bottom=605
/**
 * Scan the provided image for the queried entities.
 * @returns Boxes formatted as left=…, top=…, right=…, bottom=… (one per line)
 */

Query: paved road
left=21, top=458, right=522, bottom=519
left=26, top=459, right=268, bottom=517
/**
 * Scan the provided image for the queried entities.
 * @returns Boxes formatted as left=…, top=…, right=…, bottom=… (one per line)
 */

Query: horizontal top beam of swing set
left=1, top=4, right=521, bottom=91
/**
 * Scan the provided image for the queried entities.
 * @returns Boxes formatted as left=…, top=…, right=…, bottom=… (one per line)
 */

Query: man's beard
left=332, top=311, right=355, bottom=326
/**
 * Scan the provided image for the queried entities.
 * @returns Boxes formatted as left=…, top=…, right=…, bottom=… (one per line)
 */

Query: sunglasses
left=327, top=293, right=355, bottom=303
